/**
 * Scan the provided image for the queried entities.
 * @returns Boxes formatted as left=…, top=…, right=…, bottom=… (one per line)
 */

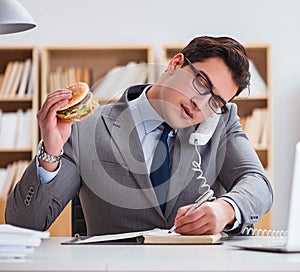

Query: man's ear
left=167, top=53, right=185, bottom=74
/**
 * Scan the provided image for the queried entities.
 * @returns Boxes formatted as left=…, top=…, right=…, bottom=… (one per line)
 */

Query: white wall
left=2, top=0, right=300, bottom=230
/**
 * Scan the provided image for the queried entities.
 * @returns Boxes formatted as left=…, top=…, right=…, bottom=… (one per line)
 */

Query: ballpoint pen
left=168, top=189, right=214, bottom=234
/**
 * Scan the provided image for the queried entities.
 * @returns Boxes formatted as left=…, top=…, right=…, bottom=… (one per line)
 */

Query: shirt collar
left=129, top=85, right=164, bottom=134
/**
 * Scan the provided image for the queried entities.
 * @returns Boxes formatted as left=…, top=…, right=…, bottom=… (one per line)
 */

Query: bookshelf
left=162, top=44, right=272, bottom=229
left=0, top=46, right=39, bottom=224
left=40, top=45, right=154, bottom=236
left=41, top=46, right=155, bottom=104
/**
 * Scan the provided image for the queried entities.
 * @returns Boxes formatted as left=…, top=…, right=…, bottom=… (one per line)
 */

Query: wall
left=1, top=0, right=300, bottom=230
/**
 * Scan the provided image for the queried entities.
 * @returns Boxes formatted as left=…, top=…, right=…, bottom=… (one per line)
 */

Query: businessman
left=6, top=36, right=273, bottom=236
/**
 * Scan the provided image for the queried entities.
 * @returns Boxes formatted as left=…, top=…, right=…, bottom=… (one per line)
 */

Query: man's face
left=152, top=57, right=238, bottom=129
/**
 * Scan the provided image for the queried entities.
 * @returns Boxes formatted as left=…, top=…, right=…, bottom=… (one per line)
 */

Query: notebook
left=231, top=142, right=300, bottom=252
left=62, top=228, right=223, bottom=245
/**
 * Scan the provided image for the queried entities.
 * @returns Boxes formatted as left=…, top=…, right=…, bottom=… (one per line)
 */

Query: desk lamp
left=0, top=0, right=36, bottom=34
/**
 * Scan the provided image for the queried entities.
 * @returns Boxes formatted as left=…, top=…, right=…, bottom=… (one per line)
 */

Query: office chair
left=71, top=194, right=87, bottom=236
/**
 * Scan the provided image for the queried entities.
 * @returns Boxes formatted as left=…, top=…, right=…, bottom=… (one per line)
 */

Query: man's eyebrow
left=198, top=70, right=228, bottom=102
left=197, top=70, right=213, bottom=89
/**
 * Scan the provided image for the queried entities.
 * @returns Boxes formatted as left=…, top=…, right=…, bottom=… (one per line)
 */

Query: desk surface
left=1, top=237, right=300, bottom=272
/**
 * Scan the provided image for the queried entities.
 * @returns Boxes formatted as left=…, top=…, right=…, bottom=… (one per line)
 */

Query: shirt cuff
left=220, top=197, right=242, bottom=231
left=35, top=156, right=61, bottom=184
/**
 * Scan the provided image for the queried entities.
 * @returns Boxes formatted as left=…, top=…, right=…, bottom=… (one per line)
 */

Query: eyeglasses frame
left=184, top=56, right=228, bottom=114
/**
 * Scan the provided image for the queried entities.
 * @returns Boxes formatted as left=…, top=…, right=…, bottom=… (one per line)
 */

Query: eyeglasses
left=184, top=56, right=228, bottom=114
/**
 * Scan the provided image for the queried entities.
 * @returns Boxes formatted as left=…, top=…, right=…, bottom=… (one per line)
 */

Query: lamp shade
left=0, top=0, right=36, bottom=34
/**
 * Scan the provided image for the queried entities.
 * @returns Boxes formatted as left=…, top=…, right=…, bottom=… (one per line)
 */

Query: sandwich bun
left=56, top=82, right=99, bottom=122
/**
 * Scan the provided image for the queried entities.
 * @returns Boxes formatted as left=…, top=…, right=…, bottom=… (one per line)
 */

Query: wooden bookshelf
left=162, top=44, right=273, bottom=229
left=41, top=46, right=154, bottom=104
left=0, top=46, right=39, bottom=225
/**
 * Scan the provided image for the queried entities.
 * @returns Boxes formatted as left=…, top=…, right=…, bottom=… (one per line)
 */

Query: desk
left=1, top=237, right=300, bottom=272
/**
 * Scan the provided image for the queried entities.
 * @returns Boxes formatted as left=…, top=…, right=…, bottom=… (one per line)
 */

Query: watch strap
left=37, top=140, right=63, bottom=163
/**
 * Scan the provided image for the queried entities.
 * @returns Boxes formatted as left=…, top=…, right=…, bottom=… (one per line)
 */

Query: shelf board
left=0, top=148, right=32, bottom=153
left=234, top=95, right=268, bottom=101
left=0, top=95, right=32, bottom=101
left=0, top=97, right=33, bottom=111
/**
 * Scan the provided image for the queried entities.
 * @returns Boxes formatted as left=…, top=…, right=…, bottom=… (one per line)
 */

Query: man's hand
left=173, top=199, right=236, bottom=235
left=36, top=89, right=73, bottom=171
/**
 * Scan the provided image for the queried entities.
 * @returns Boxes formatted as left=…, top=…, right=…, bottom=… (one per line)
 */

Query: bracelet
left=37, top=140, right=64, bottom=163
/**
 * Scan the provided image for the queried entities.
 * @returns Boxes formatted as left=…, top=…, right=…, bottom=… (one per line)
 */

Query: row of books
left=47, top=61, right=149, bottom=102
left=0, top=109, right=33, bottom=149
left=240, top=107, right=268, bottom=148
left=48, top=65, right=93, bottom=94
left=0, top=224, right=49, bottom=259
left=0, top=160, right=29, bottom=200
left=0, top=59, right=33, bottom=98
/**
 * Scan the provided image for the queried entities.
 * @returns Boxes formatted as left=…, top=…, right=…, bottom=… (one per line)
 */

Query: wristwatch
left=37, top=140, right=63, bottom=163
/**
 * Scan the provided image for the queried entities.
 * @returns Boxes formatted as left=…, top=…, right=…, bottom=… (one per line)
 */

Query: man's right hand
left=36, top=89, right=73, bottom=172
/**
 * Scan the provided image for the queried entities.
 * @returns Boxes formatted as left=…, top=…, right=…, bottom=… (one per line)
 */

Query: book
left=2, top=61, right=20, bottom=98
left=17, top=59, right=32, bottom=97
left=15, top=109, right=33, bottom=149
left=0, top=61, right=13, bottom=96
left=8, top=61, right=24, bottom=97
left=0, top=111, right=18, bottom=148
left=62, top=228, right=223, bottom=245
left=243, top=108, right=268, bottom=147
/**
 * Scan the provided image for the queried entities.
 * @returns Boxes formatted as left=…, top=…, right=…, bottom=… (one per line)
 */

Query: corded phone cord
left=192, top=144, right=216, bottom=201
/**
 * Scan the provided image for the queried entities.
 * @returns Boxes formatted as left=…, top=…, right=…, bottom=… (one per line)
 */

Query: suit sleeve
left=215, top=103, right=273, bottom=232
left=5, top=139, right=81, bottom=231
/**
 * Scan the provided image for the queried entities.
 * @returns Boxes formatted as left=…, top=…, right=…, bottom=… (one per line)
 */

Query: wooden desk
left=1, top=237, right=300, bottom=272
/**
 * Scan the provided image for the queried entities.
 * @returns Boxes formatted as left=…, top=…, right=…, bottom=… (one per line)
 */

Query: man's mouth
left=181, top=104, right=193, bottom=119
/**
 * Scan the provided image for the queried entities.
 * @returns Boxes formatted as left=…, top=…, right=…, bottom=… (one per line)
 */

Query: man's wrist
left=37, top=140, right=64, bottom=163
left=220, top=197, right=242, bottom=231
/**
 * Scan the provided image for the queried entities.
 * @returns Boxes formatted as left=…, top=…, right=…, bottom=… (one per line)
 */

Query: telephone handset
left=189, top=113, right=221, bottom=146
left=188, top=113, right=220, bottom=203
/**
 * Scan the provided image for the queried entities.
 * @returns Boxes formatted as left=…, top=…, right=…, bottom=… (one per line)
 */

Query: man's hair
left=180, top=36, right=250, bottom=96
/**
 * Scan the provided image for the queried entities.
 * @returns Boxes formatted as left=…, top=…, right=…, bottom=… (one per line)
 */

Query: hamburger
left=56, top=82, right=99, bottom=122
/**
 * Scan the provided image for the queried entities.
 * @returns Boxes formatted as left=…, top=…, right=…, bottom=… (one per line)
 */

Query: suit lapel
left=101, top=88, right=163, bottom=216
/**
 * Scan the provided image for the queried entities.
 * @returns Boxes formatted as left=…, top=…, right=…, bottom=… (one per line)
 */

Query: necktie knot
left=161, top=123, right=172, bottom=138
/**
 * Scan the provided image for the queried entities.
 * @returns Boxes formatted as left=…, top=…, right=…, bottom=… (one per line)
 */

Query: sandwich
left=56, top=82, right=99, bottom=122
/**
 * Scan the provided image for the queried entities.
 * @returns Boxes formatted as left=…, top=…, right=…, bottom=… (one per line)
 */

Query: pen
left=168, top=189, right=214, bottom=234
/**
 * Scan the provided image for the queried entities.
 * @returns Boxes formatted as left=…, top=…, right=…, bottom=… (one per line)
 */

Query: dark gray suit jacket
left=5, top=85, right=273, bottom=235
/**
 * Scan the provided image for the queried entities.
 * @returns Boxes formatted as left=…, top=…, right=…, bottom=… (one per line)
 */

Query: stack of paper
left=0, top=224, right=50, bottom=258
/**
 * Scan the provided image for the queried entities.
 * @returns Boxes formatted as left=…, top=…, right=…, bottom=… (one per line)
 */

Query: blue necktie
left=150, top=123, right=172, bottom=212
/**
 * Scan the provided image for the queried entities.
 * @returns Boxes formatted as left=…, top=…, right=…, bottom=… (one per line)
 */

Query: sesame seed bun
left=56, top=82, right=99, bottom=122
left=59, top=82, right=89, bottom=111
